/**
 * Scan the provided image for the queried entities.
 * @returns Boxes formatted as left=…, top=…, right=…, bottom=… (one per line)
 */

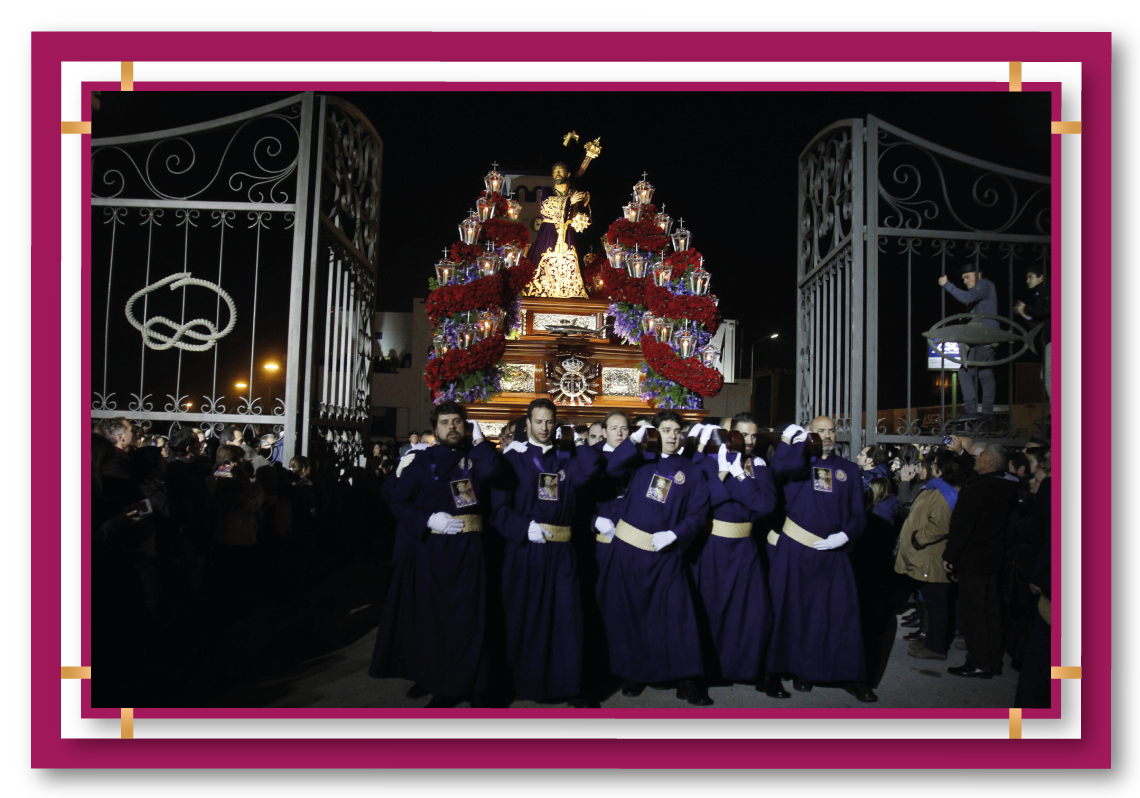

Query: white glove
left=753, top=456, right=767, bottom=468
left=428, top=511, right=463, bottom=535
left=727, top=453, right=746, bottom=480
left=716, top=446, right=739, bottom=474
left=527, top=520, right=548, bottom=544
left=782, top=424, right=805, bottom=441
left=631, top=424, right=654, bottom=444
left=792, top=428, right=809, bottom=445
left=651, top=530, right=678, bottom=551
left=470, top=422, right=485, bottom=443
left=699, top=424, right=717, bottom=447
left=594, top=516, right=616, bottom=540
left=813, top=531, right=849, bottom=551
left=410, top=442, right=431, bottom=452
left=503, top=440, right=528, bottom=455
left=395, top=452, right=418, bottom=478
left=555, top=426, right=564, bottom=440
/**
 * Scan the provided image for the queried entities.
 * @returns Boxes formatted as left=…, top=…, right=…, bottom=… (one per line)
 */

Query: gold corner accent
left=1051, top=666, right=1082, bottom=679
left=60, top=666, right=91, bottom=680
left=1009, top=707, right=1022, bottom=739
left=1051, top=121, right=1082, bottom=134
left=1009, top=62, right=1022, bottom=92
left=121, top=708, right=134, bottom=739
left=61, top=121, right=92, bottom=135
left=121, top=61, right=134, bottom=91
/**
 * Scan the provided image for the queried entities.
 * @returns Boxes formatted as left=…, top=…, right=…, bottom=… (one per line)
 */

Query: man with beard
left=369, top=401, right=502, bottom=708
left=767, top=416, right=877, bottom=702
left=597, top=410, right=712, bottom=705
left=490, top=398, right=604, bottom=706
left=688, top=413, right=783, bottom=698
left=522, top=161, right=592, bottom=298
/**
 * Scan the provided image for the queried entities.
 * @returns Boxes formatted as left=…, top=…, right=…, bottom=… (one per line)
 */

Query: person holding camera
left=939, top=264, right=999, bottom=423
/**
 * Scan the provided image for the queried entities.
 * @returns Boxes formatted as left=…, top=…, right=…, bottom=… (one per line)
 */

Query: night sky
left=94, top=88, right=1050, bottom=410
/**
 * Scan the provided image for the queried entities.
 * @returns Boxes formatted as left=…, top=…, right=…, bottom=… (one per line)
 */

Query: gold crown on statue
left=562, top=355, right=585, bottom=373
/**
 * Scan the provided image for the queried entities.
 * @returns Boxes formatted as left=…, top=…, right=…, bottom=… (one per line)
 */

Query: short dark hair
left=932, top=449, right=966, bottom=488
left=420, top=430, right=433, bottom=438
left=527, top=398, right=557, bottom=421
left=216, top=444, right=245, bottom=465
left=653, top=409, right=683, bottom=428
left=169, top=426, right=199, bottom=455
left=99, top=417, right=130, bottom=443
left=865, top=444, right=889, bottom=467
left=226, top=425, right=243, bottom=443
left=731, top=412, right=758, bottom=429
left=1008, top=451, right=1030, bottom=475
left=574, top=424, right=589, bottom=435
left=430, top=401, right=467, bottom=428
left=602, top=411, right=630, bottom=428
left=1026, top=265, right=1046, bottom=279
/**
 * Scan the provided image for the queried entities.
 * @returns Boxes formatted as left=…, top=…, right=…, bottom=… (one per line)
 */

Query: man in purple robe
left=766, top=415, right=878, bottom=703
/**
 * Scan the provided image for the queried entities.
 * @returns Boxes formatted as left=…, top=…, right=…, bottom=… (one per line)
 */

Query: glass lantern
left=433, top=334, right=451, bottom=357
left=592, top=272, right=605, bottom=294
left=609, top=246, right=626, bottom=271
left=476, top=194, right=495, bottom=222
left=640, top=311, right=658, bottom=337
left=434, top=250, right=456, bottom=286
left=490, top=307, right=506, bottom=333
left=457, top=323, right=477, bottom=350
left=501, top=241, right=522, bottom=268
left=655, top=204, right=674, bottom=235
left=652, top=259, right=673, bottom=288
left=671, top=224, right=691, bottom=252
left=476, top=243, right=499, bottom=277
left=632, top=173, right=655, bottom=205
left=626, top=247, right=649, bottom=279
left=700, top=343, right=720, bottom=368
left=709, top=294, right=720, bottom=307
left=688, top=258, right=711, bottom=295
left=505, top=193, right=521, bottom=221
left=476, top=310, right=495, bottom=341
left=676, top=327, right=697, bottom=358
left=483, top=162, right=505, bottom=194
left=654, top=319, right=674, bottom=344
left=459, top=210, right=481, bottom=245
left=622, top=202, right=642, bottom=223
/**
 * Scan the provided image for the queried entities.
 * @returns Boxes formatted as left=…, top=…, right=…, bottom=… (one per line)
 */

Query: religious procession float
left=421, top=134, right=725, bottom=439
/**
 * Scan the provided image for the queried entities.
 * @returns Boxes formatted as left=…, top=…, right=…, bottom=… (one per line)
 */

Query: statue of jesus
left=523, top=138, right=601, bottom=298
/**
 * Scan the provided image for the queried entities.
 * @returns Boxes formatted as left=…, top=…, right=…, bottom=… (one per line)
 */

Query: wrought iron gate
left=796, top=115, right=1051, bottom=452
left=89, top=92, right=381, bottom=468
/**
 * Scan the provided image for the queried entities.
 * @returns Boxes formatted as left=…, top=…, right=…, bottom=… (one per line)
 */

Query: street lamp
left=235, top=381, right=248, bottom=390
left=263, top=362, right=280, bottom=372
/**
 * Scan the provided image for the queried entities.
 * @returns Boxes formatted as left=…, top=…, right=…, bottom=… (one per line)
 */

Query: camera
left=943, top=435, right=954, bottom=445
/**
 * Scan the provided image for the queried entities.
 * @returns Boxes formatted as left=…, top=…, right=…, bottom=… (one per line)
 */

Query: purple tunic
left=689, top=453, right=777, bottom=681
left=490, top=441, right=603, bottom=701
left=766, top=440, right=867, bottom=683
left=369, top=441, right=501, bottom=697
left=595, top=439, right=709, bottom=683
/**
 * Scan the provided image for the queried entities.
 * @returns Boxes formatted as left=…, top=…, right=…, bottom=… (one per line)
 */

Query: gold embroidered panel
left=532, top=313, right=598, bottom=332
left=474, top=421, right=506, bottom=439
left=602, top=367, right=641, bottom=396
left=500, top=363, right=536, bottom=393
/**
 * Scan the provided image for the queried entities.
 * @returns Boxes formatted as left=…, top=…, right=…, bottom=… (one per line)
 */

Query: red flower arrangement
left=606, top=217, right=669, bottom=253
left=664, top=248, right=703, bottom=273
left=640, top=336, right=724, bottom=398
left=478, top=191, right=511, bottom=217
left=594, top=260, right=646, bottom=306
left=644, top=278, right=721, bottom=334
left=425, top=334, right=507, bottom=393
left=581, top=252, right=603, bottom=293
left=481, top=217, right=530, bottom=249
left=504, top=258, right=537, bottom=296
left=426, top=273, right=505, bottom=324
left=450, top=241, right=484, bottom=265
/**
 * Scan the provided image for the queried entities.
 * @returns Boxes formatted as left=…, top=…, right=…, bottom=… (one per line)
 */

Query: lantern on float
left=609, top=245, right=626, bottom=271
left=652, top=256, right=673, bottom=288
left=476, top=195, right=495, bottom=222
left=456, top=322, right=477, bottom=350
left=640, top=311, right=658, bottom=337
left=505, top=192, right=521, bottom=221
left=501, top=241, right=522, bottom=268
left=676, top=326, right=697, bottom=359
left=655, top=203, right=674, bottom=235
left=434, top=250, right=456, bottom=286
left=476, top=310, right=495, bottom=341
left=459, top=210, right=481, bottom=245
left=688, top=257, right=711, bottom=295
left=433, top=334, right=451, bottom=357
left=626, top=246, right=649, bottom=279
left=654, top=319, right=674, bottom=344
left=632, top=172, right=655, bottom=205
left=671, top=221, right=691, bottom=252
left=476, top=243, right=499, bottom=277
left=622, top=201, right=642, bottom=223
left=700, top=343, right=720, bottom=369
left=483, top=162, right=505, bottom=195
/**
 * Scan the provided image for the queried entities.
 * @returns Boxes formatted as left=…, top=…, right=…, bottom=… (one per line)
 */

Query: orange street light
left=235, top=382, right=248, bottom=390
left=264, top=362, right=280, bottom=372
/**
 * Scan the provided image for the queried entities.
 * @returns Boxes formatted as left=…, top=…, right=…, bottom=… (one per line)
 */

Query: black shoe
left=761, top=676, right=791, bottom=699
left=567, top=696, right=601, bottom=708
left=901, top=617, right=922, bottom=628
left=676, top=679, right=714, bottom=706
left=844, top=683, right=878, bottom=703
left=792, top=677, right=813, bottom=692
left=405, top=683, right=429, bottom=699
left=425, top=695, right=463, bottom=708
left=903, top=630, right=926, bottom=642
left=947, top=665, right=993, bottom=679
left=621, top=680, right=646, bottom=697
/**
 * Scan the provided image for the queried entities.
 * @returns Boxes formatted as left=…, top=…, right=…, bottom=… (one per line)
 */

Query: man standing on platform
left=597, top=410, right=712, bottom=705
left=491, top=398, right=604, bottom=706
left=689, top=414, right=783, bottom=698
left=766, top=415, right=877, bottom=702
left=939, top=263, right=999, bottom=423
left=369, top=402, right=501, bottom=708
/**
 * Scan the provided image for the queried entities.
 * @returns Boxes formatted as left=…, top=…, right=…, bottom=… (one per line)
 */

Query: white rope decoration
left=124, top=271, right=237, bottom=352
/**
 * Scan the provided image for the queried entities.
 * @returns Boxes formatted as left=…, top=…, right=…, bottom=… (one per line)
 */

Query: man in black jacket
left=942, top=444, right=1020, bottom=678
left=1015, top=266, right=1051, bottom=401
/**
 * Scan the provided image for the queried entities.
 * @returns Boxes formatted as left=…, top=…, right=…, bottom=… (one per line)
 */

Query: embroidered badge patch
left=458, top=457, right=472, bottom=471
left=813, top=466, right=834, bottom=493
left=836, top=470, right=848, bottom=482
left=647, top=474, right=673, bottom=504
left=537, top=472, right=560, bottom=502
left=559, top=470, right=566, bottom=482
left=674, top=471, right=686, bottom=484
left=451, top=478, right=477, bottom=509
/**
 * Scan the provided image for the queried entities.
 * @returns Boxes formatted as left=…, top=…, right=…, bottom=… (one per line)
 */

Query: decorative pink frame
left=33, top=31, right=1110, bottom=768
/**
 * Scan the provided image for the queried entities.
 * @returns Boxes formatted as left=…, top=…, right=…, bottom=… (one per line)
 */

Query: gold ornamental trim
left=781, top=517, right=825, bottom=548
left=540, top=523, right=572, bottom=543
left=711, top=520, right=753, bottom=539
left=614, top=520, right=656, bottom=552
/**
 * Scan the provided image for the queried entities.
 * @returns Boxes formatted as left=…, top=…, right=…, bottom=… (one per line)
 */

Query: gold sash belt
left=614, top=520, right=657, bottom=553
left=596, top=532, right=612, bottom=544
left=540, top=523, right=572, bottom=543
left=711, top=519, right=753, bottom=539
left=766, top=530, right=780, bottom=547
left=430, top=514, right=483, bottom=534
left=1038, top=595, right=1051, bottom=626
left=780, top=517, right=825, bottom=549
